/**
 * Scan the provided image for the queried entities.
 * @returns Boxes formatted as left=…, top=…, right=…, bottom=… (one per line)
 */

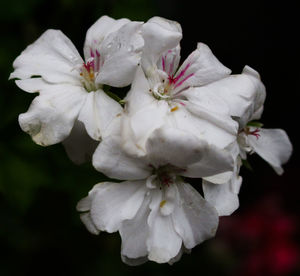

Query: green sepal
left=247, top=121, right=264, bottom=128
left=242, top=159, right=253, bottom=171
left=105, top=90, right=125, bottom=106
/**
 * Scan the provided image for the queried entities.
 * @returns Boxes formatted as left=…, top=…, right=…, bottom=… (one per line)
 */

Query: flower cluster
left=10, top=16, right=292, bottom=265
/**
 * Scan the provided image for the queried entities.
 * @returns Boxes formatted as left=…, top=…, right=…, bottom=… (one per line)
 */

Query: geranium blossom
left=120, top=17, right=238, bottom=157
left=202, top=67, right=292, bottom=216
left=10, top=14, right=293, bottom=266
left=10, top=16, right=143, bottom=163
left=77, top=126, right=234, bottom=264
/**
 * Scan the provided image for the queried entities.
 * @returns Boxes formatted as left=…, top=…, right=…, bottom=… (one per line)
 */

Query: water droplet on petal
left=127, top=45, right=134, bottom=52
left=107, top=42, right=113, bottom=49
left=117, top=43, right=122, bottom=49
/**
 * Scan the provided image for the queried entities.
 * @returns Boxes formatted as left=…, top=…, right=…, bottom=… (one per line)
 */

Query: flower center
left=80, top=49, right=102, bottom=92
left=243, top=127, right=261, bottom=139
left=148, top=164, right=185, bottom=188
left=151, top=61, right=194, bottom=102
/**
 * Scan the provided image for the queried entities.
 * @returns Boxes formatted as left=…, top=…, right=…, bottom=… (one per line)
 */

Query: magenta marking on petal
left=162, top=56, right=166, bottom=72
left=179, top=102, right=186, bottom=106
left=168, top=54, right=176, bottom=76
left=96, top=52, right=101, bottom=72
left=174, top=73, right=194, bottom=89
left=173, top=63, right=191, bottom=84
left=90, top=49, right=95, bottom=58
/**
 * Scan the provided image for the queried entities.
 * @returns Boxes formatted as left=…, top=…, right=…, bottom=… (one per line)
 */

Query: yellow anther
left=160, top=200, right=167, bottom=208
left=170, top=106, right=179, bottom=112
left=89, top=72, right=94, bottom=80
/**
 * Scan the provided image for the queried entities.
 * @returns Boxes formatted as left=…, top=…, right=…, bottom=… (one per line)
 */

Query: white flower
left=10, top=16, right=143, bottom=163
left=77, top=126, right=234, bottom=264
left=201, top=67, right=292, bottom=216
left=121, top=17, right=238, bottom=157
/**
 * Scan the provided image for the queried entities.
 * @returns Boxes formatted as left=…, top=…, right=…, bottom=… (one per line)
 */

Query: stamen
left=160, top=200, right=167, bottom=208
left=170, top=106, right=179, bottom=112
left=244, top=127, right=261, bottom=139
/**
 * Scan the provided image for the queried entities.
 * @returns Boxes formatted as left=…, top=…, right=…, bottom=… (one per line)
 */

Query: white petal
left=92, top=135, right=151, bottom=180
left=179, top=88, right=238, bottom=148
left=124, top=66, right=153, bottom=114
left=79, top=212, right=100, bottom=235
left=89, top=181, right=147, bottom=233
left=172, top=182, right=219, bottom=249
left=168, top=246, right=191, bottom=265
left=78, top=89, right=122, bottom=141
left=172, top=42, right=231, bottom=93
left=147, top=188, right=182, bottom=263
left=18, top=82, right=87, bottom=146
left=202, top=151, right=242, bottom=216
left=145, top=127, right=206, bottom=168
left=202, top=176, right=242, bottom=216
left=183, top=145, right=234, bottom=178
left=122, top=68, right=169, bottom=154
left=248, top=128, right=292, bottom=174
left=120, top=194, right=151, bottom=259
left=62, top=120, right=99, bottom=164
left=200, top=66, right=266, bottom=128
left=15, top=78, right=49, bottom=93
left=203, top=171, right=233, bottom=184
left=77, top=183, right=103, bottom=234
left=10, top=29, right=83, bottom=85
left=83, top=16, right=130, bottom=60
left=96, top=21, right=144, bottom=87
left=121, top=255, right=148, bottom=266
left=159, top=184, right=178, bottom=216
left=141, top=17, right=182, bottom=75
left=202, top=141, right=240, bottom=184
left=157, top=45, right=181, bottom=76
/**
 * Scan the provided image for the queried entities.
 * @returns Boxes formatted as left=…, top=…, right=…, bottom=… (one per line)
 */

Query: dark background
left=0, top=0, right=299, bottom=275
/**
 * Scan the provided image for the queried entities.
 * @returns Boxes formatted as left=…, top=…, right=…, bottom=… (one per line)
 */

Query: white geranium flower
left=77, top=126, right=234, bottom=264
left=202, top=67, right=292, bottom=216
left=120, top=17, right=239, bottom=157
left=10, top=16, right=143, bottom=163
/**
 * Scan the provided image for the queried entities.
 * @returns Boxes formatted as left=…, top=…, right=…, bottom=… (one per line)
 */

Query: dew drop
left=127, top=45, right=134, bottom=52
left=107, top=42, right=113, bottom=49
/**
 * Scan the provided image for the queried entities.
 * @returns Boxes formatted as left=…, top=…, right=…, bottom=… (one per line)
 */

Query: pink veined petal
left=172, top=42, right=231, bottom=94
left=83, top=16, right=130, bottom=61
left=141, top=17, right=182, bottom=75
left=157, top=45, right=181, bottom=76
